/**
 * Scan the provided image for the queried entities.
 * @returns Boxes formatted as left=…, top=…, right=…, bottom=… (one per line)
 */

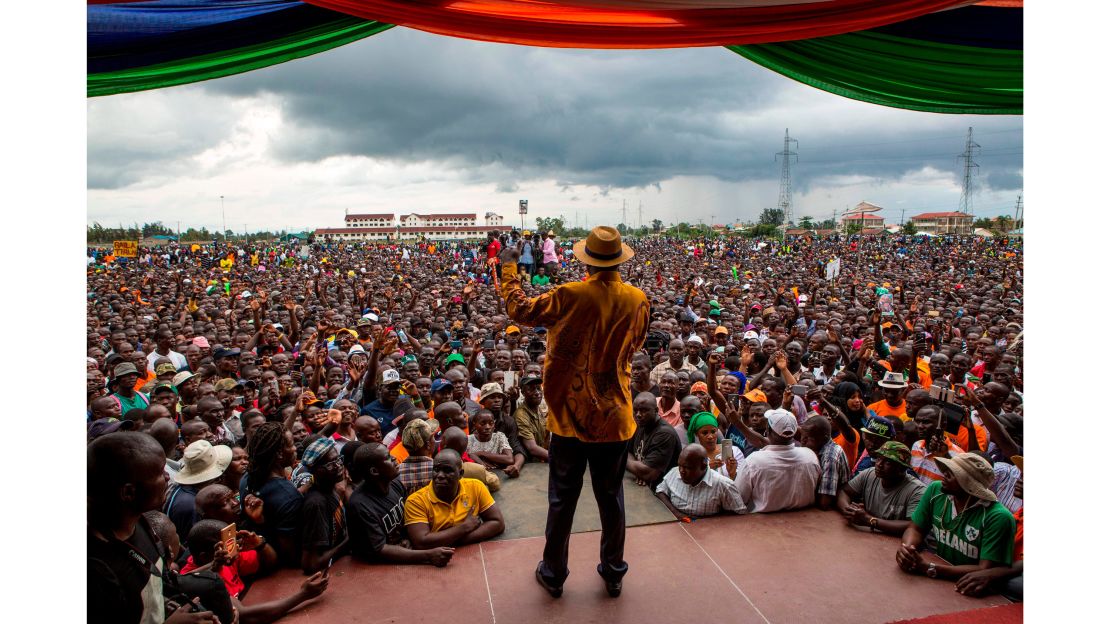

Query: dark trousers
left=539, top=434, right=630, bottom=586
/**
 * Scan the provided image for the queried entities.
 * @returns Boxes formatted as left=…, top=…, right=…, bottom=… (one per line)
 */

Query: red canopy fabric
left=302, top=0, right=974, bottom=48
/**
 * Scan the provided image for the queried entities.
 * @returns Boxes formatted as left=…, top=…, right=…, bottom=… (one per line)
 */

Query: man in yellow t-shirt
left=404, top=450, right=504, bottom=547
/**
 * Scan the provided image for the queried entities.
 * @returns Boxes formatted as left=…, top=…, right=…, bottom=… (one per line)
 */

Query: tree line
left=87, top=222, right=300, bottom=244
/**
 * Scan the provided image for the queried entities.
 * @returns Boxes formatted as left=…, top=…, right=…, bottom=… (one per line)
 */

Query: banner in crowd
left=113, top=240, right=138, bottom=258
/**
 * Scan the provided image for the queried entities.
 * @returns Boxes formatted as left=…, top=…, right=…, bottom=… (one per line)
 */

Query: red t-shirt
left=487, top=239, right=501, bottom=259
left=180, top=549, right=259, bottom=599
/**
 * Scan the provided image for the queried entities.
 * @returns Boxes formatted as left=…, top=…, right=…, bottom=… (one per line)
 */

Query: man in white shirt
left=655, top=444, right=746, bottom=519
left=146, top=328, right=188, bottom=373
left=735, top=409, right=820, bottom=513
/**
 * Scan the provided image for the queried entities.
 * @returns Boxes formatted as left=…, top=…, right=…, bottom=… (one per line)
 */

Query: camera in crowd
left=644, top=331, right=672, bottom=358
left=928, top=384, right=970, bottom=435
left=526, top=339, right=546, bottom=360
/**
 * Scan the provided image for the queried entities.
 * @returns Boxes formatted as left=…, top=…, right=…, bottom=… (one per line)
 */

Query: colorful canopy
left=88, top=1, right=392, bottom=97
left=729, top=4, right=1022, bottom=114
left=87, top=1, right=1022, bottom=115
left=300, top=0, right=971, bottom=48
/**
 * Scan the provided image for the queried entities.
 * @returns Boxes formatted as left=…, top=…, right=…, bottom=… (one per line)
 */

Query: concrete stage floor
left=244, top=464, right=1013, bottom=623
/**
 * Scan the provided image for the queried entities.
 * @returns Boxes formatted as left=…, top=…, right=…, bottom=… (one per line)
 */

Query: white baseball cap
left=765, top=409, right=798, bottom=437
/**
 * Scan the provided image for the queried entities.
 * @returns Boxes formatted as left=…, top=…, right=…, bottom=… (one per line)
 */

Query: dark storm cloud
left=86, top=91, right=240, bottom=190
left=194, top=28, right=1022, bottom=193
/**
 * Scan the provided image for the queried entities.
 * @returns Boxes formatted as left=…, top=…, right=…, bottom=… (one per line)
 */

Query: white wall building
left=319, top=211, right=506, bottom=242
left=344, top=213, right=394, bottom=228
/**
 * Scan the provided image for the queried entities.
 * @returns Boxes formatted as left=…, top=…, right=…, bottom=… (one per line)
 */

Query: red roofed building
left=910, top=211, right=972, bottom=235
left=840, top=212, right=884, bottom=231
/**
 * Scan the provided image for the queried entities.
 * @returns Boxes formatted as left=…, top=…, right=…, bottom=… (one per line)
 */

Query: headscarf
left=834, top=381, right=868, bottom=430
left=687, top=412, right=719, bottom=444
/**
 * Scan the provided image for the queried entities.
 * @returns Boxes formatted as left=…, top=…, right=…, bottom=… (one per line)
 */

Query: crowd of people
left=87, top=226, right=1024, bottom=622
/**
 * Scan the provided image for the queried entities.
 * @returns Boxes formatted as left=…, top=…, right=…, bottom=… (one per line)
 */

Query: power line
left=801, top=148, right=1020, bottom=167
left=803, top=127, right=1021, bottom=152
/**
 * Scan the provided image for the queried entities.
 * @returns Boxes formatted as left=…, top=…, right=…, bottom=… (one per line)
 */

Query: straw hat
left=572, top=226, right=634, bottom=268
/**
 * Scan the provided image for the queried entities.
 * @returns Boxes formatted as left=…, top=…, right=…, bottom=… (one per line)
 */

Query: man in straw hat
left=498, top=226, right=648, bottom=599
left=896, top=452, right=1016, bottom=589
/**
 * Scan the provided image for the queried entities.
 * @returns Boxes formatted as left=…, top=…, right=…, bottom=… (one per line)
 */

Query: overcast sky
left=87, top=26, right=1023, bottom=234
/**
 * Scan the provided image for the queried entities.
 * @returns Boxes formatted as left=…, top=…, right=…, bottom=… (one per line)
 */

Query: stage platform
left=244, top=464, right=1015, bottom=623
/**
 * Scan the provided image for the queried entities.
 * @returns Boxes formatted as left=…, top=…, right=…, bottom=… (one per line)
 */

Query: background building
left=840, top=203, right=885, bottom=232
left=909, top=211, right=973, bottom=235
left=344, top=212, right=394, bottom=228
left=319, top=211, right=506, bottom=241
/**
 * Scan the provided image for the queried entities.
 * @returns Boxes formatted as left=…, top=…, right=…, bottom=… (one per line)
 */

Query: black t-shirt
left=301, top=488, right=346, bottom=553
left=630, top=420, right=681, bottom=488
left=240, top=475, right=303, bottom=563
left=348, top=479, right=407, bottom=560
left=88, top=519, right=166, bottom=624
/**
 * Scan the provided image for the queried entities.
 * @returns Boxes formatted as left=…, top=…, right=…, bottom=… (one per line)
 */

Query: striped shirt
left=911, top=438, right=964, bottom=483
left=991, top=462, right=1023, bottom=513
left=816, top=439, right=850, bottom=497
left=656, top=466, right=747, bottom=517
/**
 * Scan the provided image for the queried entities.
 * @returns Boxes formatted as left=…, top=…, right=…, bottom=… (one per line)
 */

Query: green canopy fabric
left=728, top=31, right=1022, bottom=115
left=89, top=18, right=393, bottom=97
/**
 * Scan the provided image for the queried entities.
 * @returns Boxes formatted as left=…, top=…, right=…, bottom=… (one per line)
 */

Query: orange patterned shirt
left=501, top=262, right=649, bottom=443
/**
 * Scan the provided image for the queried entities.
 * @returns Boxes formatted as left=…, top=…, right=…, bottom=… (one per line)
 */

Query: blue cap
left=213, top=347, right=241, bottom=360
left=431, top=378, right=452, bottom=393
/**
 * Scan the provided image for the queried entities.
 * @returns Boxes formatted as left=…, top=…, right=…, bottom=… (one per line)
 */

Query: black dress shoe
left=597, top=565, right=622, bottom=597
left=535, top=564, right=563, bottom=598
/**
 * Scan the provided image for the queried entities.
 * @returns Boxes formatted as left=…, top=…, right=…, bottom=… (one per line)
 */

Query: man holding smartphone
left=499, top=226, right=648, bottom=600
